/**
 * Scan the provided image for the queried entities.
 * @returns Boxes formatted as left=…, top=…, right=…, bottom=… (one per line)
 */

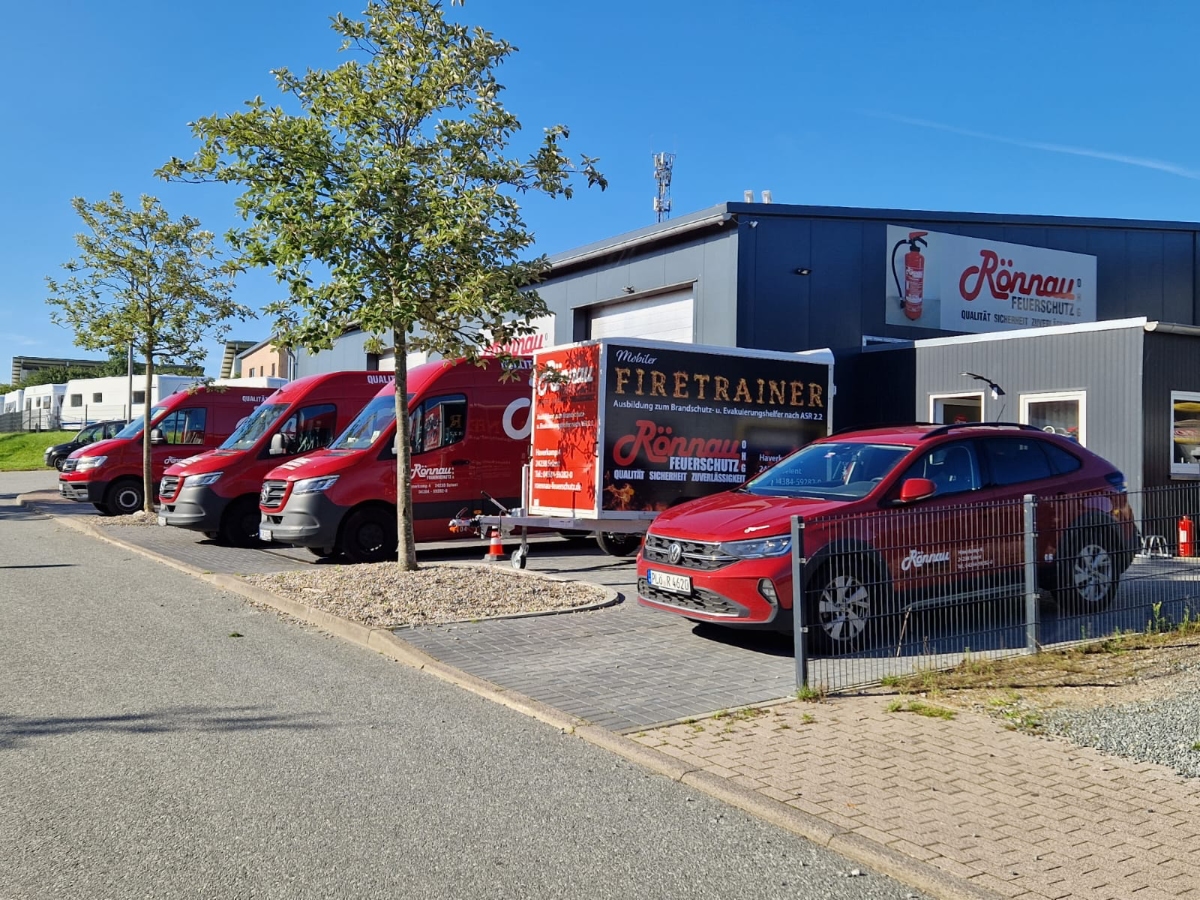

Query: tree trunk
left=392, top=327, right=418, bottom=570
left=142, top=353, right=154, bottom=514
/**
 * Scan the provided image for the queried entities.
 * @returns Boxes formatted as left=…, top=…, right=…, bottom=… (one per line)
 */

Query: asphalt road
left=0, top=471, right=927, bottom=900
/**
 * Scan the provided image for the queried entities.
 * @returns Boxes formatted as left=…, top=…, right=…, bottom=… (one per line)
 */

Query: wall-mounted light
left=794, top=267, right=812, bottom=276
left=623, top=286, right=636, bottom=294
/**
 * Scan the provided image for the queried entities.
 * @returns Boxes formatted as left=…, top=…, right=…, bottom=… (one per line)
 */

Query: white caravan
left=60, top=375, right=203, bottom=429
left=23, top=383, right=66, bottom=430
left=2, top=389, right=23, bottom=415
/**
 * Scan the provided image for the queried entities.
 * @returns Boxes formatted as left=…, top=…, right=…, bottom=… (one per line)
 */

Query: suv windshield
left=113, top=406, right=168, bottom=441
left=330, top=395, right=398, bottom=451
left=743, top=441, right=912, bottom=500
left=220, top=402, right=289, bottom=451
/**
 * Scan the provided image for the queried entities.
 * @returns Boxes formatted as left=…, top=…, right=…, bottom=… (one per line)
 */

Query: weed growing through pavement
left=796, top=684, right=826, bottom=702
left=886, top=699, right=956, bottom=720
left=229, top=632, right=243, bottom=638
left=800, top=713, right=815, bottom=725
left=1192, top=741, right=1200, bottom=752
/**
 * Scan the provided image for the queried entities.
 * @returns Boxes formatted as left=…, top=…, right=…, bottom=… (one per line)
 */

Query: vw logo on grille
left=667, top=542, right=683, bottom=565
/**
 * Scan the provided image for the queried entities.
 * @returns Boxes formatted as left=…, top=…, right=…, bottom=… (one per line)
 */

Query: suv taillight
left=1105, top=471, right=1127, bottom=493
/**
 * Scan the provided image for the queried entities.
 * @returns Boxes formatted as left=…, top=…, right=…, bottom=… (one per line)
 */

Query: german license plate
left=259, top=528, right=273, bottom=542
left=157, top=515, right=167, bottom=526
left=648, top=569, right=691, bottom=594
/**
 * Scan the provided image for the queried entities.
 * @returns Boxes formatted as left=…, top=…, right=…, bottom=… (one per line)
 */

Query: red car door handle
left=451, top=458, right=470, bottom=466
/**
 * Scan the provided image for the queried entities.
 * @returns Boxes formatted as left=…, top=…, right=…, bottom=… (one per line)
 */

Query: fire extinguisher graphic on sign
left=891, top=230, right=929, bottom=321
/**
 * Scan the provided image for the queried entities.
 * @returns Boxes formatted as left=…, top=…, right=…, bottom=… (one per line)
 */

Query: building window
left=928, top=392, right=983, bottom=425
left=70, top=394, right=83, bottom=407
left=92, top=393, right=103, bottom=403
left=249, top=367, right=256, bottom=377
left=1171, top=391, right=1200, bottom=477
left=270, top=363, right=276, bottom=377
left=133, top=391, right=146, bottom=404
left=1020, top=391, right=1085, bottom=445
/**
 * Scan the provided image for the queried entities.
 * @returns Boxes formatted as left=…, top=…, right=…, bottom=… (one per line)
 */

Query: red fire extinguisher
left=1179, top=515, right=1194, bottom=557
left=891, top=230, right=929, bottom=321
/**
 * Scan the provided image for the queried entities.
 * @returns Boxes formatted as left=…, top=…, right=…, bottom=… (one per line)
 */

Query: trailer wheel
left=341, top=508, right=397, bottom=564
left=510, top=547, right=528, bottom=570
left=596, top=531, right=642, bottom=557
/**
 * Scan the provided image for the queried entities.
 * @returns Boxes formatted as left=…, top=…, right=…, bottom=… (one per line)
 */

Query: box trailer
left=472, top=338, right=835, bottom=563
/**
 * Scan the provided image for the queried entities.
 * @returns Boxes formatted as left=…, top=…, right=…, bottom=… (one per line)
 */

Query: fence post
left=791, top=514, right=808, bottom=690
left=1024, top=493, right=1039, bottom=654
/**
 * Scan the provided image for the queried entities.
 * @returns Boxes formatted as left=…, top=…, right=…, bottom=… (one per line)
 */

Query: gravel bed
left=244, top=562, right=610, bottom=629
left=88, top=510, right=161, bottom=527
left=1040, top=662, right=1200, bottom=779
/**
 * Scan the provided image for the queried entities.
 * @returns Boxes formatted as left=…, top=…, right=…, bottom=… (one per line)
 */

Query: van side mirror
left=269, top=433, right=286, bottom=456
left=898, top=477, right=937, bottom=504
left=392, top=435, right=401, bottom=457
left=149, top=428, right=166, bottom=445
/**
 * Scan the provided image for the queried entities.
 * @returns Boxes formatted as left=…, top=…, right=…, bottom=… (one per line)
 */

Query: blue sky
left=3, top=0, right=1199, bottom=378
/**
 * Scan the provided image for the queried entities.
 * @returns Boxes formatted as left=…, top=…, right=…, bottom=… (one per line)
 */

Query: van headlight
left=293, top=475, right=339, bottom=494
left=718, top=535, right=792, bottom=559
left=76, top=456, right=107, bottom=472
left=186, top=472, right=223, bottom=487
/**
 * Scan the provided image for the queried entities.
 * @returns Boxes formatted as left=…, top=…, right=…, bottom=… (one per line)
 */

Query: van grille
left=159, top=475, right=180, bottom=499
left=260, top=479, right=289, bottom=509
left=642, top=534, right=738, bottom=571
left=60, top=458, right=77, bottom=473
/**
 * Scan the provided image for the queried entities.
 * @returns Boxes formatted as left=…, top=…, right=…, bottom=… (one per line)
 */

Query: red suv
left=637, top=423, right=1138, bottom=650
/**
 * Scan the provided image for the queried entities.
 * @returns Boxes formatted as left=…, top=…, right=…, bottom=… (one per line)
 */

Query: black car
left=44, top=420, right=128, bottom=470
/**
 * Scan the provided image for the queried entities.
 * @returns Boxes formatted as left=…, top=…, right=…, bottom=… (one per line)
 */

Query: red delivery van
left=257, top=357, right=532, bottom=562
left=156, top=372, right=389, bottom=546
left=58, top=385, right=276, bottom=516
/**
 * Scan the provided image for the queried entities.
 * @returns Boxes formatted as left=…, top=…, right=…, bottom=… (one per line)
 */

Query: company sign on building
left=885, top=225, right=1097, bottom=334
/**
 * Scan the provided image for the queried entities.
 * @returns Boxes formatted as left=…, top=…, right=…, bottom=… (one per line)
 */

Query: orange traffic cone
left=483, top=527, right=505, bottom=562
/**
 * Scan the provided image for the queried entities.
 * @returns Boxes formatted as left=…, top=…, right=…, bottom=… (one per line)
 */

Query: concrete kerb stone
left=25, top=492, right=1002, bottom=900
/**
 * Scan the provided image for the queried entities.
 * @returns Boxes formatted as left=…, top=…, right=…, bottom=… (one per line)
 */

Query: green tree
left=160, top=0, right=605, bottom=569
left=46, top=193, right=250, bottom=514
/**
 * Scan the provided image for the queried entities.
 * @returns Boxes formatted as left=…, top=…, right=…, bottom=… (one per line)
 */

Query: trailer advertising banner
left=599, top=342, right=829, bottom=514
left=885, top=225, right=1097, bottom=334
left=529, top=344, right=602, bottom=516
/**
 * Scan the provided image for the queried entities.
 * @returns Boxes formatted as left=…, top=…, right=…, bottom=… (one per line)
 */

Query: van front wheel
left=219, top=496, right=263, bottom=547
left=105, top=478, right=144, bottom=516
left=341, top=509, right=397, bottom=564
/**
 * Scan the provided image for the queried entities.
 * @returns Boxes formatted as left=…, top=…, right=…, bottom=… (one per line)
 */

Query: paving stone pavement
left=19, top=472, right=1200, bottom=899
left=632, top=694, right=1200, bottom=900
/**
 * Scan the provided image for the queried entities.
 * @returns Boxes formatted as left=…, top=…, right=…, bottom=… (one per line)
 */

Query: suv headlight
left=718, top=535, right=792, bottom=559
left=293, top=475, right=339, bottom=494
left=76, top=456, right=107, bottom=472
left=186, top=472, right=223, bottom=487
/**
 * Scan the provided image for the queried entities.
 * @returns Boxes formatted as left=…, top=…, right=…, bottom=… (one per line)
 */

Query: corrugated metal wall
left=738, top=210, right=1200, bottom=353
left=1142, top=331, right=1200, bottom=486
left=909, top=324, right=1145, bottom=493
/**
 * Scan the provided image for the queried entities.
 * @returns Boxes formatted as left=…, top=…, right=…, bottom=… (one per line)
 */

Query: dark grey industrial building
left=304, top=200, right=1200, bottom=495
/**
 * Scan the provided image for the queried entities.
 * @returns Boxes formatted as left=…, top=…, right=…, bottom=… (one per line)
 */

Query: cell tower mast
left=653, top=152, right=675, bottom=223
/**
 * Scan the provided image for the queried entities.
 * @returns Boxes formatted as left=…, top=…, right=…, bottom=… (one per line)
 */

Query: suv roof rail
left=831, top=421, right=938, bottom=436
left=920, top=421, right=1041, bottom=440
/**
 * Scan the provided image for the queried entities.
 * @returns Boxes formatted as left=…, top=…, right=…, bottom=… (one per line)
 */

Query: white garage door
left=587, top=290, right=694, bottom=343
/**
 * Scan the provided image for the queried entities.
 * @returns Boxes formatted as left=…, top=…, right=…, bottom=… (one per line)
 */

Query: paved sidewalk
left=21, top=477, right=1199, bottom=900
left=632, top=693, right=1200, bottom=900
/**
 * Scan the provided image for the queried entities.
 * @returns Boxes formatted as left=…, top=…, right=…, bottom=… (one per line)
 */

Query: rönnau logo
left=900, top=548, right=951, bottom=572
left=959, top=249, right=1077, bottom=302
left=412, top=464, right=455, bottom=479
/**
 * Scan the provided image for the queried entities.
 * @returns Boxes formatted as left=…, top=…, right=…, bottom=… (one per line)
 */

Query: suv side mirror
left=149, top=427, right=166, bottom=445
left=269, top=433, right=286, bottom=456
left=898, top=477, right=937, bottom=504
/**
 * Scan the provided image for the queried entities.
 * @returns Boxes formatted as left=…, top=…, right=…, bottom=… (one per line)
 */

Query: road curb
left=28, top=495, right=1000, bottom=900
